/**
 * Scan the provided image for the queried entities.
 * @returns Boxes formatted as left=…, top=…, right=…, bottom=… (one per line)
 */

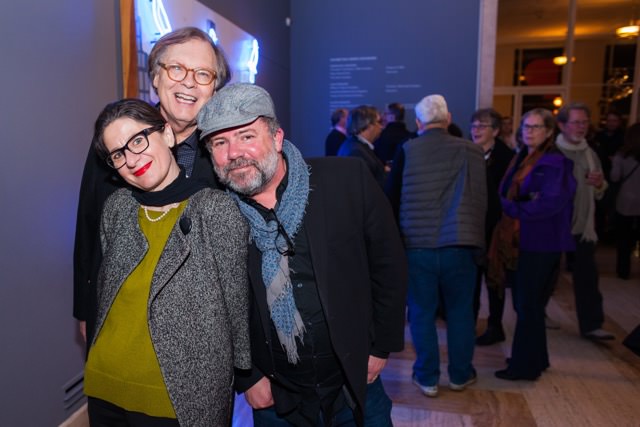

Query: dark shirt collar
left=179, top=130, right=198, bottom=150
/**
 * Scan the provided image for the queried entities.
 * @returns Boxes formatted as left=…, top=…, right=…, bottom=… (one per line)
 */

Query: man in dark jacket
left=198, top=83, right=407, bottom=426
left=374, top=102, right=415, bottom=164
left=73, top=28, right=226, bottom=349
left=324, top=108, right=348, bottom=156
left=337, top=105, right=386, bottom=187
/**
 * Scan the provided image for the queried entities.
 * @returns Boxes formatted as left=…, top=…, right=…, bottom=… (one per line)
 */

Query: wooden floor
left=66, top=245, right=640, bottom=426
left=233, top=245, right=640, bottom=426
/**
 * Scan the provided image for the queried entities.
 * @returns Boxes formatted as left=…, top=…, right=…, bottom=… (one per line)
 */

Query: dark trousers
left=570, top=235, right=605, bottom=334
left=87, top=397, right=179, bottom=427
left=473, top=267, right=506, bottom=333
left=615, top=213, right=639, bottom=278
left=509, top=251, right=560, bottom=378
left=252, top=377, right=392, bottom=427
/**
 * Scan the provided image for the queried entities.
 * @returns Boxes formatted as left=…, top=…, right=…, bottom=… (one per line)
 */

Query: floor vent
left=63, top=372, right=85, bottom=414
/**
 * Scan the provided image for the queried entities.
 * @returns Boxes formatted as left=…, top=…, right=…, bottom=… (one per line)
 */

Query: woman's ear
left=162, top=123, right=176, bottom=148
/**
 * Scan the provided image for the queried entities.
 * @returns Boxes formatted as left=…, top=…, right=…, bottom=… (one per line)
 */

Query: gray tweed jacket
left=92, top=187, right=251, bottom=427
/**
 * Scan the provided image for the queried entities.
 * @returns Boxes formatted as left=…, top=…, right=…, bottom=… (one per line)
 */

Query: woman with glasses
left=73, top=27, right=230, bottom=349
left=83, top=99, right=250, bottom=426
left=490, top=108, right=576, bottom=381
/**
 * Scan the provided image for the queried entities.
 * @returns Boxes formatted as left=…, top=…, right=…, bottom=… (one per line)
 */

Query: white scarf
left=555, top=134, right=598, bottom=242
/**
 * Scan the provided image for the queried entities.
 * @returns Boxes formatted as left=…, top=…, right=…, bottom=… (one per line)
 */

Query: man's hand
left=244, top=376, right=275, bottom=409
left=367, top=355, right=387, bottom=384
left=79, top=321, right=87, bottom=343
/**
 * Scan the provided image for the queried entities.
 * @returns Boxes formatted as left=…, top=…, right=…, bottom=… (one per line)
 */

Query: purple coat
left=501, top=152, right=576, bottom=252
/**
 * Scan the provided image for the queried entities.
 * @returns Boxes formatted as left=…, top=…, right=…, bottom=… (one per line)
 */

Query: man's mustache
left=224, top=158, right=258, bottom=174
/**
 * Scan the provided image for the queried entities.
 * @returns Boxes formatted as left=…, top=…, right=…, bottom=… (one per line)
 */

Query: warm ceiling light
left=553, top=56, right=567, bottom=65
left=552, top=56, right=575, bottom=66
left=616, top=24, right=639, bottom=38
left=553, top=96, right=563, bottom=107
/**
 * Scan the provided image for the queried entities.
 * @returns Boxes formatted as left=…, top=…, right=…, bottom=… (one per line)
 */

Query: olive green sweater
left=84, top=202, right=186, bottom=418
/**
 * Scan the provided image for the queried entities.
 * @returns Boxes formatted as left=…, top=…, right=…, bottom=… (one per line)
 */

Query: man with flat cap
left=197, top=83, right=407, bottom=426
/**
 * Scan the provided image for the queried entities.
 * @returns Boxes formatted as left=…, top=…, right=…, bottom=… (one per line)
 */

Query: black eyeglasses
left=270, top=210, right=296, bottom=257
left=105, top=124, right=164, bottom=169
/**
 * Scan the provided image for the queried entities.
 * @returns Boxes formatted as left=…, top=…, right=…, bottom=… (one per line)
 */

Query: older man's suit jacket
left=337, top=136, right=386, bottom=187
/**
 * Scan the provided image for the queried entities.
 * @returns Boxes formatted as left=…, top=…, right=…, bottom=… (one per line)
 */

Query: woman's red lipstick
left=134, top=162, right=152, bottom=177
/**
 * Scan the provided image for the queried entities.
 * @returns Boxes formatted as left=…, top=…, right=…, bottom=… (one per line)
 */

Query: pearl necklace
left=143, top=205, right=173, bottom=222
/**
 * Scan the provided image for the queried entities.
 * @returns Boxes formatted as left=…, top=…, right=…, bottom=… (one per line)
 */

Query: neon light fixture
left=152, top=0, right=172, bottom=36
left=206, top=20, right=219, bottom=44
left=246, top=39, right=259, bottom=83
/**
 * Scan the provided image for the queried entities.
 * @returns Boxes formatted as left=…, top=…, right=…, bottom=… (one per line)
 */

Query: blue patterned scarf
left=230, top=140, right=310, bottom=363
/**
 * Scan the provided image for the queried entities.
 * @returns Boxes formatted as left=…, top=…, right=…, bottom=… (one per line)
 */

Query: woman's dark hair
left=93, top=99, right=166, bottom=158
left=621, top=122, right=640, bottom=161
left=520, top=108, right=559, bottom=153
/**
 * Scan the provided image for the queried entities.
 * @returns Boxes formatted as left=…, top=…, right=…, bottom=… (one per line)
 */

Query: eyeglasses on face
left=522, top=124, right=546, bottom=131
left=470, top=123, right=493, bottom=130
left=567, top=120, right=589, bottom=127
left=158, top=62, right=217, bottom=85
left=105, top=124, right=164, bottom=169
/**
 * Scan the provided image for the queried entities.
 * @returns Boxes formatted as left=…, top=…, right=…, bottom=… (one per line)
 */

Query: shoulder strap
left=620, top=161, right=640, bottom=184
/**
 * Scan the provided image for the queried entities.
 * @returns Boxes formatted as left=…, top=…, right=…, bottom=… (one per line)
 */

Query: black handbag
left=623, top=324, right=640, bottom=356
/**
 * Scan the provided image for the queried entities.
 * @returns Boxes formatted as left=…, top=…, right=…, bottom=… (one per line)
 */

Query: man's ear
left=274, top=128, right=285, bottom=152
left=162, top=124, right=176, bottom=148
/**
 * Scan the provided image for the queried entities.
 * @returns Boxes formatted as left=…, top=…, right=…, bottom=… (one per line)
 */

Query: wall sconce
left=553, top=96, right=563, bottom=107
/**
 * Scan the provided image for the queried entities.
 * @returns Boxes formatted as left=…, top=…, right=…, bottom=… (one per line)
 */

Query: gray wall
left=0, top=0, right=292, bottom=424
left=290, top=0, right=481, bottom=156
left=0, top=1, right=120, bottom=425
left=0, top=0, right=481, bottom=424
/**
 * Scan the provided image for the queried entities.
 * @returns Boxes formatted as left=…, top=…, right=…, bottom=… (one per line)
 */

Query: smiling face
left=152, top=38, right=217, bottom=141
left=470, top=119, right=499, bottom=151
left=103, top=117, right=180, bottom=192
left=208, top=118, right=285, bottom=197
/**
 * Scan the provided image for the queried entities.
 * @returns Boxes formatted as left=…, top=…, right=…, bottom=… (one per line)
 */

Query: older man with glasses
left=73, top=27, right=230, bottom=349
left=555, top=102, right=614, bottom=341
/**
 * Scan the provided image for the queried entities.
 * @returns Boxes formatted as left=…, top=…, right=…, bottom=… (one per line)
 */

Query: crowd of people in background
left=326, top=97, right=638, bottom=390
left=71, top=25, right=640, bottom=427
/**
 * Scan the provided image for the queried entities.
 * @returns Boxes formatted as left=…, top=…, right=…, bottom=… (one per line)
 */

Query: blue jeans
left=252, top=377, right=392, bottom=426
left=407, top=247, right=477, bottom=386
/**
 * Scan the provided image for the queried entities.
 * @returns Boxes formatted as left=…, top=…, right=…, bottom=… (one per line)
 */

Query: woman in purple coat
left=492, top=108, right=576, bottom=381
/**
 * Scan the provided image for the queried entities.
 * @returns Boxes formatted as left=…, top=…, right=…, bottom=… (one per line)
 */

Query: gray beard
left=215, top=145, right=279, bottom=196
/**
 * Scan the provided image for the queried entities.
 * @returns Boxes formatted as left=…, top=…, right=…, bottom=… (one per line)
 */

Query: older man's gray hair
left=415, top=94, right=448, bottom=125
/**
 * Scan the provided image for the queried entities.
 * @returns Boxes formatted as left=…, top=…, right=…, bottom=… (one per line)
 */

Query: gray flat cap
left=197, top=83, right=277, bottom=140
